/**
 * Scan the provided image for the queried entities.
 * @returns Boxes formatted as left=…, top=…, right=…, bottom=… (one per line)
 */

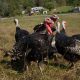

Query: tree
left=73, top=0, right=80, bottom=6
left=0, top=0, right=9, bottom=17
left=0, top=0, right=79, bottom=17
left=55, top=0, right=67, bottom=6
left=22, top=0, right=35, bottom=10
left=45, top=2, right=54, bottom=11
left=7, top=0, right=21, bottom=16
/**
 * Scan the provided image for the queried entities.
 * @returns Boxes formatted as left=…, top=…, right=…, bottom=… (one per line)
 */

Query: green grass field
left=0, top=13, right=80, bottom=80
left=51, top=6, right=74, bottom=14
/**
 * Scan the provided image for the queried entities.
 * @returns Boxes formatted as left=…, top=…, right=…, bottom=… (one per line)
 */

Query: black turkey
left=13, top=19, right=50, bottom=72
left=14, top=19, right=29, bottom=42
left=55, top=21, right=80, bottom=67
left=33, top=23, right=46, bottom=33
left=72, top=34, right=80, bottom=41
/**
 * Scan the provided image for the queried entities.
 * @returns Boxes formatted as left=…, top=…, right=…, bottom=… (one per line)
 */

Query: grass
left=51, top=6, right=74, bottom=14
left=0, top=13, right=80, bottom=80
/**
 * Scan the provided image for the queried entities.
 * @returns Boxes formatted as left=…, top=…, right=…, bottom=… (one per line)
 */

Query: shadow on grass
left=0, top=59, right=68, bottom=73
left=49, top=62, right=68, bottom=69
left=0, top=59, right=11, bottom=69
left=11, top=58, right=28, bottom=73
left=0, top=59, right=26, bottom=73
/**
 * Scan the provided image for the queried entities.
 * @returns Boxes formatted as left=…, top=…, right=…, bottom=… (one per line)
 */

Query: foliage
left=0, top=0, right=80, bottom=17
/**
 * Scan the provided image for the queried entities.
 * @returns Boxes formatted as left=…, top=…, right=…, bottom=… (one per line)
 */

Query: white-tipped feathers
left=62, top=20, right=67, bottom=30
left=56, top=21, right=61, bottom=33
left=56, top=20, right=67, bottom=33
left=14, top=18, right=19, bottom=27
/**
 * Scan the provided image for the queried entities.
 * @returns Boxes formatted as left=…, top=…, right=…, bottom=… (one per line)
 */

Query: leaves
left=0, top=0, right=80, bottom=17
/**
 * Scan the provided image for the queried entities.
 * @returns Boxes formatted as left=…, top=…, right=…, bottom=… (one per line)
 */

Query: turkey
left=72, top=34, right=80, bottom=41
left=13, top=19, right=49, bottom=72
left=14, top=19, right=29, bottom=42
left=33, top=23, right=46, bottom=33
left=55, top=21, right=80, bottom=67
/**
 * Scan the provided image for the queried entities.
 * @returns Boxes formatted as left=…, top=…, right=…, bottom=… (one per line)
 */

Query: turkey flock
left=3, top=18, right=80, bottom=73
